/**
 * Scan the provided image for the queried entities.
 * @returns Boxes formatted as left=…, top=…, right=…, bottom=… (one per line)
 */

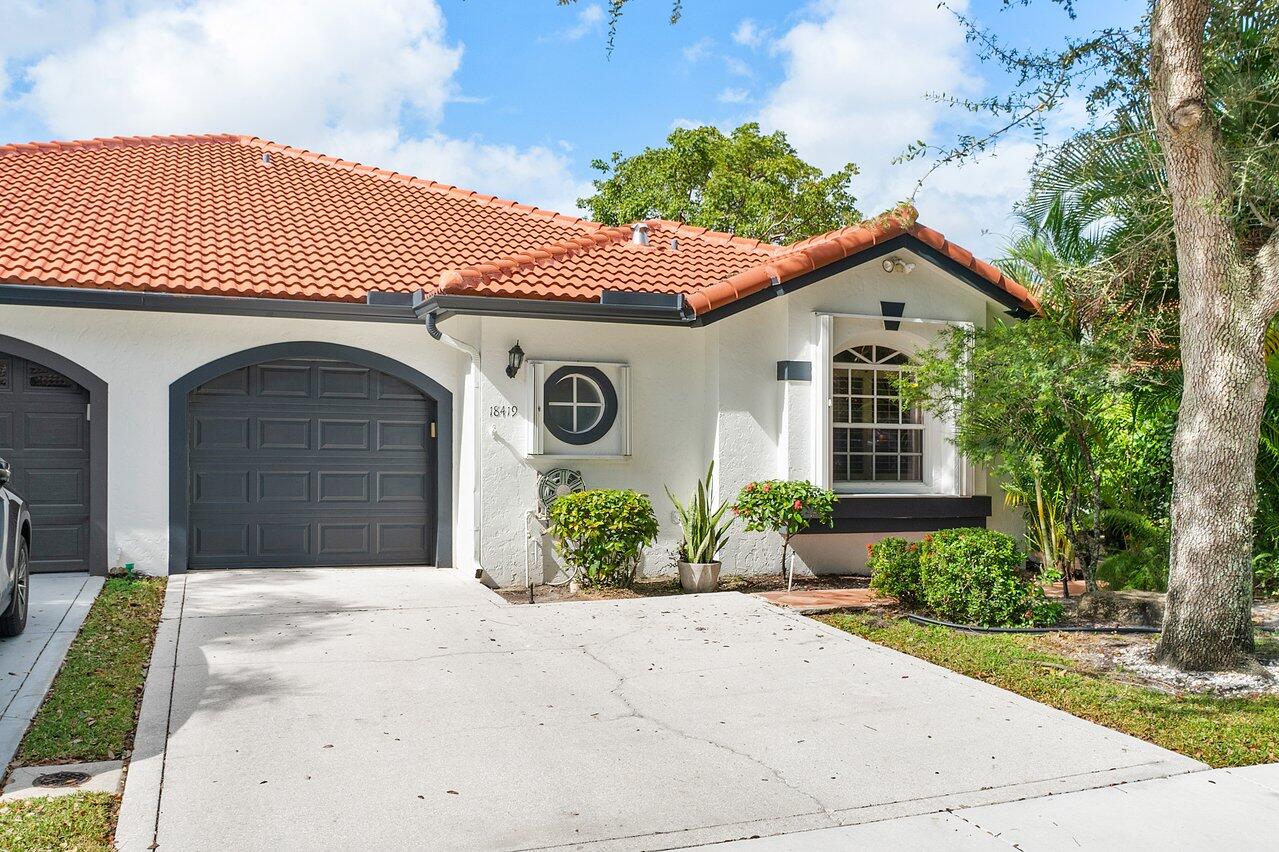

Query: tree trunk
left=1151, top=0, right=1265, bottom=670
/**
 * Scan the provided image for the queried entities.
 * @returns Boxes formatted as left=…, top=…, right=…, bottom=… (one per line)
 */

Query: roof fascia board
left=690, top=234, right=1031, bottom=327
left=418, top=294, right=694, bottom=326
left=0, top=283, right=420, bottom=323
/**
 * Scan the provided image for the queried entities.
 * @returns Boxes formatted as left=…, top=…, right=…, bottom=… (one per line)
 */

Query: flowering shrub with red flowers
left=732, top=480, right=836, bottom=576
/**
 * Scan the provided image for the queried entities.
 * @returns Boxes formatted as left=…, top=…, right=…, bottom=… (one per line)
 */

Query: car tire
left=0, top=540, right=29, bottom=637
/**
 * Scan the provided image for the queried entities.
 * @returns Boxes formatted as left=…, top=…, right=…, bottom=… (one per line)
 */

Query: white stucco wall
left=0, top=250, right=1026, bottom=582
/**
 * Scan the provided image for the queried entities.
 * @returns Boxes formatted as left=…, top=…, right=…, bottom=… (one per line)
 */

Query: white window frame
left=830, top=344, right=925, bottom=487
left=526, top=359, right=632, bottom=459
left=813, top=312, right=975, bottom=496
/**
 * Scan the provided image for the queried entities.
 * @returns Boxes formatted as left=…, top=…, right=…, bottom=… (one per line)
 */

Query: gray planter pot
left=678, top=561, right=721, bottom=593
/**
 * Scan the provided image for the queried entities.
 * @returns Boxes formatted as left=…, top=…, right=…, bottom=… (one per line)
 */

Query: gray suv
left=0, top=458, right=31, bottom=637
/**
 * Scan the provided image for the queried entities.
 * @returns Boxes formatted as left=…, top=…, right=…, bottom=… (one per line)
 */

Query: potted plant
left=666, top=462, right=734, bottom=593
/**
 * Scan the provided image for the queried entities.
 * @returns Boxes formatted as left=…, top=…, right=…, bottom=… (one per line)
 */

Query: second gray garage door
left=0, top=353, right=92, bottom=573
left=187, top=357, right=436, bottom=569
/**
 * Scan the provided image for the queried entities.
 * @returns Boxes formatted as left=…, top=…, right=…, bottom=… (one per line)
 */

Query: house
left=0, top=134, right=1036, bottom=583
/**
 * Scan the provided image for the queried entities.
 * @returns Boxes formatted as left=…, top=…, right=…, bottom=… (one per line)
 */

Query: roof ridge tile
left=437, top=225, right=634, bottom=292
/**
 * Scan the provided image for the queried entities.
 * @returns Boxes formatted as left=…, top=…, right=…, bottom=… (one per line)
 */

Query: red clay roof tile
left=0, top=135, right=1038, bottom=315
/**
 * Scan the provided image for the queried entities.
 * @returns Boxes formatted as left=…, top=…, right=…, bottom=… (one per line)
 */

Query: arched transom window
left=832, top=344, right=923, bottom=483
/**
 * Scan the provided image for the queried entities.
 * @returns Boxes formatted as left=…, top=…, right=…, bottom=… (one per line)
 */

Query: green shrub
left=1097, top=509, right=1169, bottom=592
left=547, top=489, right=659, bottom=588
left=918, top=528, right=1061, bottom=627
left=867, top=537, right=923, bottom=606
left=1254, top=553, right=1279, bottom=598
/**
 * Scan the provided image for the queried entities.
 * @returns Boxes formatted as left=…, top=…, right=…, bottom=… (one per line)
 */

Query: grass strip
left=0, top=792, right=116, bottom=852
left=820, top=612, right=1279, bottom=767
left=17, top=577, right=166, bottom=764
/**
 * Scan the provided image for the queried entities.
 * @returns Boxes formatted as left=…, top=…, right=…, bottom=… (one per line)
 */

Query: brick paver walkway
left=755, top=587, right=893, bottom=612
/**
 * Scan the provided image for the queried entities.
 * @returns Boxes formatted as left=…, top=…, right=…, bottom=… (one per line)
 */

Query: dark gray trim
left=880, top=301, right=905, bottom=332
left=418, top=294, right=693, bottom=326
left=168, top=342, right=453, bottom=573
left=691, top=234, right=1033, bottom=326
left=0, top=335, right=108, bottom=576
left=365, top=291, right=417, bottom=307
left=798, top=495, right=992, bottom=536
left=776, top=360, right=812, bottom=382
left=818, top=516, right=988, bottom=534
left=599, top=291, right=687, bottom=312
left=0, top=284, right=420, bottom=324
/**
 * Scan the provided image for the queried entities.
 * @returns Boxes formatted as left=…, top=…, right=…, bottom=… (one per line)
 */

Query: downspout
left=424, top=311, right=483, bottom=573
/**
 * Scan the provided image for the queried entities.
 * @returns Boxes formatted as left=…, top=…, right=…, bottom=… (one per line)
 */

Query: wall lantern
left=506, top=341, right=526, bottom=378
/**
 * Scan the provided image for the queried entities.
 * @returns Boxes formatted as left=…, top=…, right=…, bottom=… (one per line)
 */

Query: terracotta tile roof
left=0, top=134, right=1037, bottom=315
left=434, top=205, right=1040, bottom=315
left=434, top=220, right=776, bottom=302
left=0, top=134, right=600, bottom=301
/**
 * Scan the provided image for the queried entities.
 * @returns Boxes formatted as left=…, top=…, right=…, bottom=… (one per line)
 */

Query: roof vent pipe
left=670, top=237, right=678, bottom=251
left=631, top=222, right=650, bottom=246
left=261, top=151, right=271, bottom=166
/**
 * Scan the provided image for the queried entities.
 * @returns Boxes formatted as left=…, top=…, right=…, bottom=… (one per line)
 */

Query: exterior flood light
left=506, top=341, right=525, bottom=378
left=881, top=257, right=916, bottom=274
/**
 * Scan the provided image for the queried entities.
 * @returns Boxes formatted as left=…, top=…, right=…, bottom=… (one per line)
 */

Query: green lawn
left=17, top=577, right=166, bottom=764
left=0, top=793, right=116, bottom=852
left=820, top=612, right=1279, bottom=768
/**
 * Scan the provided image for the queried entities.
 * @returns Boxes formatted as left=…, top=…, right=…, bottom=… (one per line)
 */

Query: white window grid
left=831, top=345, right=923, bottom=483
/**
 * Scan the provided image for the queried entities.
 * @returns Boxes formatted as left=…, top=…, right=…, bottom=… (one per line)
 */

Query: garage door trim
left=0, top=335, right=108, bottom=576
left=169, top=342, right=453, bottom=574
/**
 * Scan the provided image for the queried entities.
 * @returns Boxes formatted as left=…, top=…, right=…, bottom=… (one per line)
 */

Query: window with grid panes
left=831, top=344, right=923, bottom=483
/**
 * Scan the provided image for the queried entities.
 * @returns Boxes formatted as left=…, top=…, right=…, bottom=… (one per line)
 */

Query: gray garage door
left=0, top=354, right=92, bottom=573
left=187, top=358, right=436, bottom=569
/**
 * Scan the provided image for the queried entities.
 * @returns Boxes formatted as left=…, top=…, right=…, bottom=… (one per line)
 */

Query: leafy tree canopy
left=578, top=123, right=860, bottom=243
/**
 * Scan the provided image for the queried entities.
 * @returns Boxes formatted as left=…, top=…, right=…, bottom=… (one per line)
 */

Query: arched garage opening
left=169, top=342, right=453, bottom=573
left=0, top=335, right=108, bottom=575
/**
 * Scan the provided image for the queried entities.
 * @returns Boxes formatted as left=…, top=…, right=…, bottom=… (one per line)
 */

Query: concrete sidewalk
left=713, top=763, right=1279, bottom=850
left=0, top=573, right=103, bottom=772
left=118, top=567, right=1203, bottom=851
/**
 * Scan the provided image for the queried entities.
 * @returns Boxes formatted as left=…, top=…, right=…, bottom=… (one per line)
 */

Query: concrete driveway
left=119, top=568, right=1202, bottom=851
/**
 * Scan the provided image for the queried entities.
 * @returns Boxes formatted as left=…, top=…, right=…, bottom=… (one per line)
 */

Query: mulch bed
left=495, top=573, right=869, bottom=605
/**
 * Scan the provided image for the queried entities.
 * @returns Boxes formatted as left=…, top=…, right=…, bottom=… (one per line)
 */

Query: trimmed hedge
left=868, top=529, right=1061, bottom=627
left=918, top=528, right=1060, bottom=627
left=547, top=489, right=659, bottom=588
left=868, top=537, right=923, bottom=607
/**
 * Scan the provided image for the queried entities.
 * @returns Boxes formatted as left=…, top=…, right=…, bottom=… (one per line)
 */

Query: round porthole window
left=544, top=365, right=618, bottom=445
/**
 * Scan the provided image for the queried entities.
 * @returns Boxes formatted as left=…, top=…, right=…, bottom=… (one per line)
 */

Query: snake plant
left=666, top=462, right=733, bottom=564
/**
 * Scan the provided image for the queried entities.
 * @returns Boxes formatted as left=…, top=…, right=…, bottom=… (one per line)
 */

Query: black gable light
left=506, top=341, right=525, bottom=378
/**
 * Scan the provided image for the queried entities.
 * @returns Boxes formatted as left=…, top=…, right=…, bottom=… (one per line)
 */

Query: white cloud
left=5, top=0, right=590, bottom=217
left=24, top=0, right=461, bottom=141
left=758, top=0, right=977, bottom=195
left=723, top=56, right=752, bottom=77
left=682, top=37, right=713, bottom=63
left=913, top=140, right=1040, bottom=258
left=328, top=128, right=594, bottom=216
left=552, top=3, right=604, bottom=43
left=753, top=0, right=1039, bottom=256
left=732, top=19, right=764, bottom=48
left=717, top=87, right=750, bottom=105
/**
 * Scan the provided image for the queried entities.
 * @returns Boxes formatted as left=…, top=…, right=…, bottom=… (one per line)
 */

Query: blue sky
left=0, top=1, right=1140, bottom=257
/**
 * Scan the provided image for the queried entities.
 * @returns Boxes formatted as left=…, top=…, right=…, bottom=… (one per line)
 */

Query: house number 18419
left=489, top=405, right=519, bottom=418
